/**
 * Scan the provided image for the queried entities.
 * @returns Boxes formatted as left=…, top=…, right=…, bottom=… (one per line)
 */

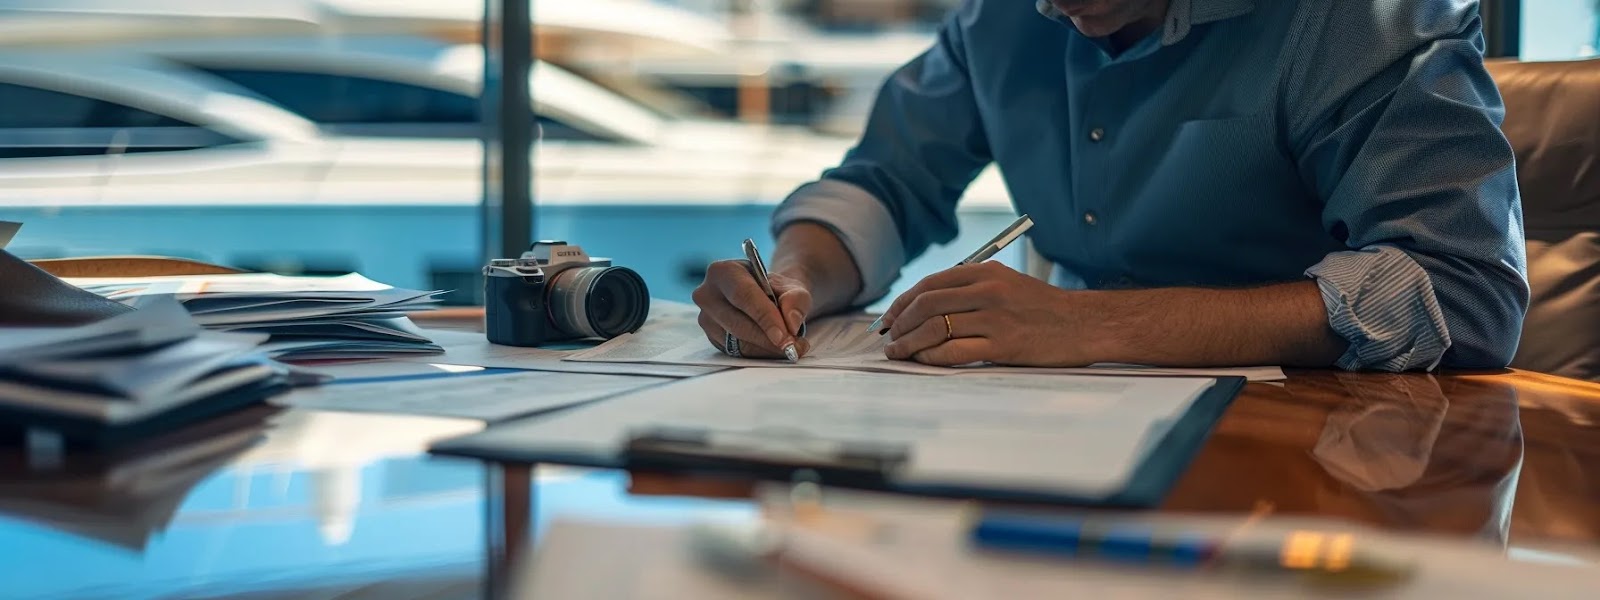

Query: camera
left=484, top=241, right=650, bottom=347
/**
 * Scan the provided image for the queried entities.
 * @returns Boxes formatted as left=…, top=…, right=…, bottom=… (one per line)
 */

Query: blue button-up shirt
left=773, top=0, right=1529, bottom=370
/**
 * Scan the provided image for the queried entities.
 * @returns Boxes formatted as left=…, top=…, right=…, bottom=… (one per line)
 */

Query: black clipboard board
left=431, top=375, right=1246, bottom=508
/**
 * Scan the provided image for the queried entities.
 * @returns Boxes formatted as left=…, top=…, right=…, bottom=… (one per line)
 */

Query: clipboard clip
left=624, top=426, right=908, bottom=486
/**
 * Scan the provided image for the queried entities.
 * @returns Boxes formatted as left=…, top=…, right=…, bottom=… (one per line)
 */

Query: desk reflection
left=0, top=410, right=490, bottom=599
left=1166, top=371, right=1523, bottom=543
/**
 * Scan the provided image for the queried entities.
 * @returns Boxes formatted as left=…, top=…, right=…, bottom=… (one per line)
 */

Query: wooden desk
left=3, top=361, right=1598, bottom=597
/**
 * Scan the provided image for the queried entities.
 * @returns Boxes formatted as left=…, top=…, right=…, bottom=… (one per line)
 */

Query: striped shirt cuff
left=1306, top=246, right=1452, bottom=372
left=771, top=179, right=906, bottom=306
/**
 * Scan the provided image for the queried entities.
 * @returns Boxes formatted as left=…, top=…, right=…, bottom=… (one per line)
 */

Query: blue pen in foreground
left=970, top=511, right=1418, bottom=585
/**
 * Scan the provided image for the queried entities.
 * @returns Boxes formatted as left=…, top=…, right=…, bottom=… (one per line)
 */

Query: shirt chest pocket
left=1135, top=113, right=1304, bottom=219
left=1113, top=113, right=1316, bottom=271
left=1169, top=113, right=1290, bottom=183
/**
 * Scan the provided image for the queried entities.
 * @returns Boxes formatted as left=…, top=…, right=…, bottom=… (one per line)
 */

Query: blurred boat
left=0, top=36, right=1009, bottom=209
left=0, top=0, right=732, bottom=58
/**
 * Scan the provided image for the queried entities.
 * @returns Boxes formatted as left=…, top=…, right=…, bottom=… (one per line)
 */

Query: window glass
left=1522, top=0, right=1600, bottom=60
left=0, top=83, right=193, bottom=129
left=0, top=83, right=238, bottom=158
left=198, top=68, right=480, bottom=124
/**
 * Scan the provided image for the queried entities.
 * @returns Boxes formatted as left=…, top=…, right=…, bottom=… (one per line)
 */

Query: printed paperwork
left=66, top=272, right=446, bottom=361
left=0, top=299, right=282, bottom=429
left=392, top=301, right=722, bottom=377
left=568, top=312, right=1285, bottom=381
left=274, top=369, right=674, bottom=422
left=408, top=329, right=722, bottom=378
left=433, top=368, right=1222, bottom=500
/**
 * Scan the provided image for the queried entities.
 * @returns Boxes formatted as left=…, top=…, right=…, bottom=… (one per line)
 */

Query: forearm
left=1093, top=281, right=1346, bottom=368
left=769, top=222, right=863, bottom=317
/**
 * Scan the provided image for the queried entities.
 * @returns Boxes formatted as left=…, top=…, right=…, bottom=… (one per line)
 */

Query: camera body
left=484, top=241, right=650, bottom=347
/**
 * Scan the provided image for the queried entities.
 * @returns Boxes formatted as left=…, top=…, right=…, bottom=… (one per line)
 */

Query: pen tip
left=784, top=344, right=800, bottom=363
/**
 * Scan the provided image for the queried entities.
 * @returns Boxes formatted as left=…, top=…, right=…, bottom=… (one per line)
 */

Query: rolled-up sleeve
left=771, top=5, right=994, bottom=306
left=1288, top=5, right=1529, bottom=371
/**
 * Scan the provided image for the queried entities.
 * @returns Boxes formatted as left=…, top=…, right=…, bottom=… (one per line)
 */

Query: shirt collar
left=1034, top=0, right=1256, bottom=46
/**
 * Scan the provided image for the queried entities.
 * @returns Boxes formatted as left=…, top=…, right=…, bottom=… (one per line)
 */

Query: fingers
left=710, top=261, right=795, bottom=350
left=697, top=310, right=785, bottom=359
left=912, top=337, right=996, bottom=367
left=774, top=283, right=812, bottom=337
left=885, top=287, right=988, bottom=341
left=881, top=262, right=1002, bottom=330
left=885, top=313, right=961, bottom=360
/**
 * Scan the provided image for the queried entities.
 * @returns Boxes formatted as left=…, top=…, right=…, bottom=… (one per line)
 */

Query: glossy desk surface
left=3, top=367, right=1599, bottom=598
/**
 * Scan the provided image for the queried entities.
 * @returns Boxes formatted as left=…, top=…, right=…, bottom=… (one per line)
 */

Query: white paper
left=0, top=221, right=18, bottom=248
left=404, top=329, right=723, bottom=378
left=0, top=361, right=276, bottom=423
left=12, top=330, right=267, bottom=402
left=0, top=298, right=200, bottom=365
left=261, top=338, right=444, bottom=361
left=65, top=272, right=393, bottom=296
left=458, top=368, right=1214, bottom=497
left=66, top=272, right=444, bottom=326
left=295, top=360, right=490, bottom=382
left=569, top=313, right=1285, bottom=381
left=571, top=314, right=951, bottom=375
left=216, top=316, right=434, bottom=343
left=272, top=370, right=674, bottom=421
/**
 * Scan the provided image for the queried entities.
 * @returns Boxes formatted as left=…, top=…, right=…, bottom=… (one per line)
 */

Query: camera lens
left=548, top=266, right=650, bottom=339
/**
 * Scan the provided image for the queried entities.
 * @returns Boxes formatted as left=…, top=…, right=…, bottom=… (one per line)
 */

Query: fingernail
left=783, top=343, right=799, bottom=363
left=766, top=327, right=787, bottom=348
left=788, top=310, right=805, bottom=335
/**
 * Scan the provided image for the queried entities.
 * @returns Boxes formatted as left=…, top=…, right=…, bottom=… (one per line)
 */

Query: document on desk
left=272, top=369, right=674, bottom=422
left=402, top=329, right=723, bottom=378
left=567, top=314, right=1285, bottom=381
left=443, top=368, right=1216, bottom=497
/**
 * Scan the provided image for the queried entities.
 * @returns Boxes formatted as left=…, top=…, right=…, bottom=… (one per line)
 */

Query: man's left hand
left=880, top=261, right=1109, bottom=367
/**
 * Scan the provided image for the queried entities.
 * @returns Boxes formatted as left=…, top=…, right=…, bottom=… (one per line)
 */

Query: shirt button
left=1088, top=127, right=1106, bottom=142
left=1083, top=211, right=1098, bottom=226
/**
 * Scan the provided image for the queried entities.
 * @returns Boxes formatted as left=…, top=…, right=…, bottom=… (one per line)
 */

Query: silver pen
left=865, top=214, right=1035, bottom=333
left=743, top=239, right=803, bottom=363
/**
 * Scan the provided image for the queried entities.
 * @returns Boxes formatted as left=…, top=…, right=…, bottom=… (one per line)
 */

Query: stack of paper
left=0, top=300, right=281, bottom=433
left=67, top=273, right=447, bottom=361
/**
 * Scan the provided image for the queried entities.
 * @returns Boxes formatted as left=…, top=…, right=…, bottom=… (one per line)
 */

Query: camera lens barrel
left=548, top=266, right=650, bottom=340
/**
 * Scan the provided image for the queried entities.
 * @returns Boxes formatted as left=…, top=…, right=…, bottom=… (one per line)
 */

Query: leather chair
left=1487, top=58, right=1600, bottom=382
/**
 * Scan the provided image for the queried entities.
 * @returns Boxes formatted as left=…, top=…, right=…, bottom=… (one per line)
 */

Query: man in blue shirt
left=692, top=0, right=1528, bottom=371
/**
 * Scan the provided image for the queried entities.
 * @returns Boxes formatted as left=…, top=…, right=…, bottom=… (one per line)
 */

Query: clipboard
left=431, top=375, right=1245, bottom=508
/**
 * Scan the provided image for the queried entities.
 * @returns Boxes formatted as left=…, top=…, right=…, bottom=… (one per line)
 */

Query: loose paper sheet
left=273, top=370, right=674, bottom=422
left=569, top=313, right=1284, bottom=381
left=448, top=368, right=1215, bottom=497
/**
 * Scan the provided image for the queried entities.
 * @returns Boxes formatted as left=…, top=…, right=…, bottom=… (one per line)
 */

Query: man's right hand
left=691, top=259, right=811, bottom=360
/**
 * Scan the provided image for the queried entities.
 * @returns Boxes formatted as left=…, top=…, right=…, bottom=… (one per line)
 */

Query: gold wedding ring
left=943, top=314, right=954, bottom=341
